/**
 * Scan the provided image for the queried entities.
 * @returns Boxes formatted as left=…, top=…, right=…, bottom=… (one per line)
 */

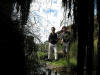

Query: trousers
left=48, top=43, right=58, bottom=60
left=63, top=42, right=69, bottom=54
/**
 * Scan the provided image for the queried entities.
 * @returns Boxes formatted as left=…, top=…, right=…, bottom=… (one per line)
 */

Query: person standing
left=61, top=26, right=70, bottom=57
left=48, top=27, right=58, bottom=61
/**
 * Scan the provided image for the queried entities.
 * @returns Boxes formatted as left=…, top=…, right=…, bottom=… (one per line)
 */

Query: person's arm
left=60, top=33, right=64, bottom=45
left=48, top=34, right=51, bottom=42
left=56, top=33, right=59, bottom=42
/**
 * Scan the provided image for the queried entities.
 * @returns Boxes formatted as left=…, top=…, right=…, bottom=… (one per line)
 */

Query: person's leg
left=54, top=44, right=58, bottom=60
left=65, top=45, right=68, bottom=53
left=48, top=43, right=52, bottom=60
left=63, top=43, right=67, bottom=54
left=63, top=43, right=68, bottom=53
left=64, top=43, right=70, bottom=61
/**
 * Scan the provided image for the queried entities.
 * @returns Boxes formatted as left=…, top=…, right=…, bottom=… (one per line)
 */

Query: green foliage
left=37, top=38, right=98, bottom=68
left=94, top=24, right=99, bottom=38
left=37, top=35, right=98, bottom=68
left=69, top=57, right=77, bottom=66
left=69, top=41, right=78, bottom=66
left=37, top=51, right=47, bottom=59
left=94, top=39, right=98, bottom=55
left=37, top=40, right=78, bottom=67
left=48, top=58, right=68, bottom=67
left=47, top=57, right=77, bottom=67
left=69, top=40, right=78, bottom=58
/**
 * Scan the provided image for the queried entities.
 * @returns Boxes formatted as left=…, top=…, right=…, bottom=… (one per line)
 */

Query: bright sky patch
left=29, top=0, right=73, bottom=43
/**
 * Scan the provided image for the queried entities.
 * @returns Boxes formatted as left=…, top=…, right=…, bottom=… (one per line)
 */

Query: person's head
left=51, top=27, right=55, bottom=33
left=62, top=26, right=67, bottom=32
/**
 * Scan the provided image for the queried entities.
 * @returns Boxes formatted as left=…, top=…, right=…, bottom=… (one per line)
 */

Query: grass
left=37, top=51, right=77, bottom=67
left=47, top=57, right=77, bottom=67
left=46, top=40, right=78, bottom=67
left=37, top=41, right=78, bottom=67
left=48, top=58, right=68, bottom=67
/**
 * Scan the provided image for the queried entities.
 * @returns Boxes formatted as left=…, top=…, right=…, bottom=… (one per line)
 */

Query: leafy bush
left=94, top=39, right=98, bottom=55
left=48, top=58, right=68, bottom=66
left=37, top=51, right=47, bottom=60
left=69, top=57, right=77, bottom=66
left=69, top=41, right=78, bottom=58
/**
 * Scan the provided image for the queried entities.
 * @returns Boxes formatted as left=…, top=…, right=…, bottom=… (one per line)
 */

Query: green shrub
left=94, top=39, right=98, bottom=55
left=48, top=58, right=68, bottom=66
left=70, top=57, right=77, bottom=66
left=37, top=51, right=47, bottom=59
left=70, top=41, right=78, bottom=58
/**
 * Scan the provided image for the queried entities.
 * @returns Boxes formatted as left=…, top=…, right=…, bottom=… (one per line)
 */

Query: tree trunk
left=97, top=0, right=100, bottom=75
left=86, top=0, right=94, bottom=75
left=0, top=1, right=25, bottom=75
left=77, top=0, right=88, bottom=75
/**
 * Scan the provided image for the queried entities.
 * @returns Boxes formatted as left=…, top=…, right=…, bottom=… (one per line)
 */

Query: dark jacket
left=48, top=33, right=58, bottom=44
left=61, top=31, right=70, bottom=43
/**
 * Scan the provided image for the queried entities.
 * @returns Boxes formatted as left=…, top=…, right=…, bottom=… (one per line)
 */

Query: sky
left=28, top=0, right=96, bottom=43
left=28, top=0, right=73, bottom=43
